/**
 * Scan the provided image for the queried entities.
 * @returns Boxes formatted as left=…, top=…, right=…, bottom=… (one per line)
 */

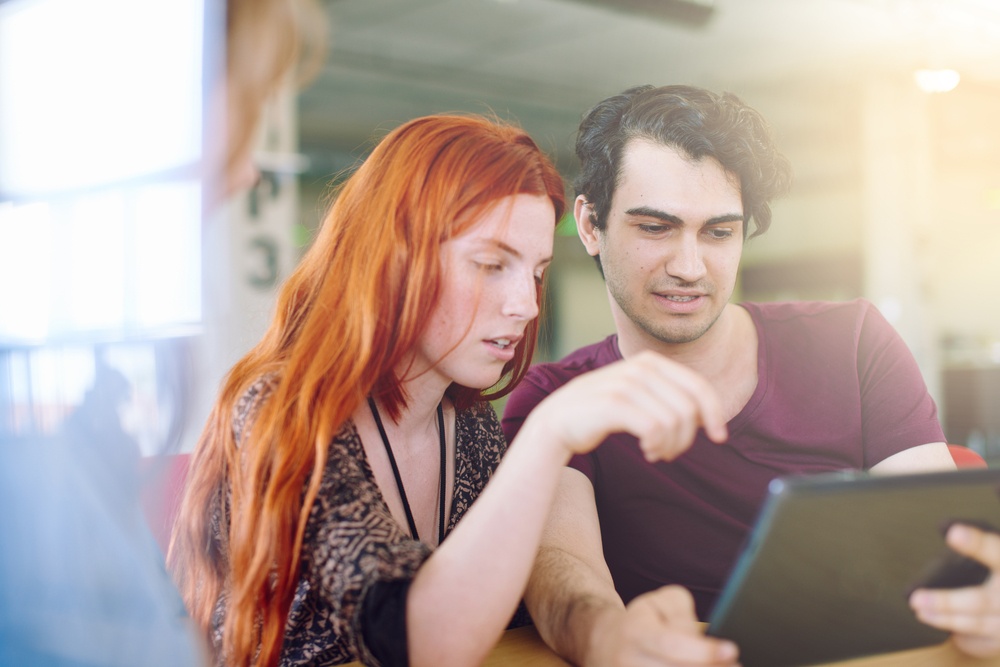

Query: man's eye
left=707, top=228, right=735, bottom=240
left=638, top=224, right=667, bottom=234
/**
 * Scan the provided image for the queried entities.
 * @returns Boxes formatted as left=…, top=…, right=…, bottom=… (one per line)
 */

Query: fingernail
left=719, top=641, right=738, bottom=659
left=948, top=523, right=972, bottom=544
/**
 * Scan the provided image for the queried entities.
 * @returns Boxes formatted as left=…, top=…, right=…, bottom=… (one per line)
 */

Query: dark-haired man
left=502, top=85, right=1000, bottom=666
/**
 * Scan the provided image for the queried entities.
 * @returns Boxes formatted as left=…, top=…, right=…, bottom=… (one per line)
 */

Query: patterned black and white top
left=209, top=377, right=509, bottom=666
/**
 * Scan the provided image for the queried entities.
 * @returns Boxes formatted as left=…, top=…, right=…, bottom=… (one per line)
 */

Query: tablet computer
left=705, top=467, right=1000, bottom=667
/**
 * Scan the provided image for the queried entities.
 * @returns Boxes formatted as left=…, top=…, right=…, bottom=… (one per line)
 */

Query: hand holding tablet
left=706, top=468, right=1000, bottom=667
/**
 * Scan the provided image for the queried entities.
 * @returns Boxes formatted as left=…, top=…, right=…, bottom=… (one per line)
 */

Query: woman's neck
left=378, top=369, right=451, bottom=449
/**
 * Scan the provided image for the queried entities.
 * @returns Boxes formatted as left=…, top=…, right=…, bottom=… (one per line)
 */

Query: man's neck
left=617, top=302, right=740, bottom=364
left=614, top=303, right=758, bottom=420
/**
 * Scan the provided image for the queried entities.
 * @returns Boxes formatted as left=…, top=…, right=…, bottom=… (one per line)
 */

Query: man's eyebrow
left=625, top=206, right=682, bottom=224
left=704, top=213, right=746, bottom=225
left=625, top=206, right=744, bottom=226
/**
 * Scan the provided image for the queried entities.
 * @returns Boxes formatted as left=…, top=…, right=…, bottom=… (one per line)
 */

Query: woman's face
left=408, top=193, right=556, bottom=393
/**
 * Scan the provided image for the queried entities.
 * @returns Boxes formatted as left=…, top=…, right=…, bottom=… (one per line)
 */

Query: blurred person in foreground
left=0, top=0, right=324, bottom=664
left=168, top=111, right=726, bottom=667
left=502, top=84, right=1000, bottom=666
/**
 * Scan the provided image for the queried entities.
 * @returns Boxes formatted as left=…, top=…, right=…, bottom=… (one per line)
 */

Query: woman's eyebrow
left=476, top=239, right=552, bottom=265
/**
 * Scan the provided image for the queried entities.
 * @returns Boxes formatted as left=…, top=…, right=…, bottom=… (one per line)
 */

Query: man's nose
left=665, top=233, right=706, bottom=282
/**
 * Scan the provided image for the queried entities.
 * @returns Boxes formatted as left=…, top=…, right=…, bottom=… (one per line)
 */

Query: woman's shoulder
left=456, top=400, right=503, bottom=435
left=455, top=400, right=506, bottom=461
left=232, top=374, right=280, bottom=445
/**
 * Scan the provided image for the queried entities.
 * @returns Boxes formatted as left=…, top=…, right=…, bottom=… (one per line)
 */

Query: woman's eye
left=475, top=261, right=503, bottom=273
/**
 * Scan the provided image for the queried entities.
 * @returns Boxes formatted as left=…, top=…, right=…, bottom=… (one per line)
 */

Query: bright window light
left=0, top=0, right=211, bottom=444
left=0, top=0, right=205, bottom=197
left=67, top=193, right=128, bottom=333
left=0, top=0, right=205, bottom=344
left=0, top=202, right=53, bottom=341
left=0, top=186, right=202, bottom=344
left=134, top=183, right=202, bottom=331
left=914, top=68, right=961, bottom=93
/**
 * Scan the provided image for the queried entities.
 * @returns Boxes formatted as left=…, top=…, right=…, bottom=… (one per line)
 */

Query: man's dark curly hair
left=574, top=84, right=793, bottom=239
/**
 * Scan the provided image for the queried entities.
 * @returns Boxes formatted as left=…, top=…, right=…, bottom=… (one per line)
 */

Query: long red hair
left=169, top=114, right=565, bottom=666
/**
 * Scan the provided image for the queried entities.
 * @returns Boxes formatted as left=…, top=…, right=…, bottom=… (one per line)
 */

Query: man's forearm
left=525, top=545, right=625, bottom=667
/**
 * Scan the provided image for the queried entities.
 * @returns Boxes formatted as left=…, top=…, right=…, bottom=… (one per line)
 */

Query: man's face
left=577, top=138, right=745, bottom=348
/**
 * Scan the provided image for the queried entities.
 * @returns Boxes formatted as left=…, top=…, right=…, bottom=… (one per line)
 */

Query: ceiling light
left=913, top=68, right=960, bottom=93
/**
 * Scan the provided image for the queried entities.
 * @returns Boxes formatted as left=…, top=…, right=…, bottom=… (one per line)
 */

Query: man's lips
left=652, top=291, right=707, bottom=312
left=653, top=286, right=708, bottom=299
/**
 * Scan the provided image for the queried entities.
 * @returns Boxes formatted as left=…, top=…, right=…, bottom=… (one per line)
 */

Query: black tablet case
left=706, top=468, right=1000, bottom=667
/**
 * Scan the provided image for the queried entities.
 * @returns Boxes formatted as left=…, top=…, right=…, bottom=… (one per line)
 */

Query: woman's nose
left=503, top=271, right=540, bottom=320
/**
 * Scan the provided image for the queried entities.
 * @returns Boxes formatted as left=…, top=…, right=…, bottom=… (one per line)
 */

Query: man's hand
left=591, top=586, right=739, bottom=667
left=910, top=523, right=1000, bottom=657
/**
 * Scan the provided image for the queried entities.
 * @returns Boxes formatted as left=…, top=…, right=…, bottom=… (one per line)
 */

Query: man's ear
left=574, top=196, right=601, bottom=258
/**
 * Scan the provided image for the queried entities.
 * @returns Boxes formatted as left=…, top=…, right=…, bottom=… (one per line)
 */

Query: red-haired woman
left=169, top=113, right=722, bottom=667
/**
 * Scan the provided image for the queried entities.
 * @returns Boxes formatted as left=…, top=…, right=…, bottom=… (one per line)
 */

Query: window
left=0, top=0, right=212, bottom=448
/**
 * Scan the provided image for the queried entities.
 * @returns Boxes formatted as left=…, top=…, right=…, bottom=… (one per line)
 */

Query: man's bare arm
left=524, top=468, right=624, bottom=667
left=526, top=468, right=740, bottom=667
left=869, top=442, right=954, bottom=474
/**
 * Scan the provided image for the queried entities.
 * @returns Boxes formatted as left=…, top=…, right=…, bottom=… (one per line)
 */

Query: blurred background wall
left=281, top=0, right=999, bottom=455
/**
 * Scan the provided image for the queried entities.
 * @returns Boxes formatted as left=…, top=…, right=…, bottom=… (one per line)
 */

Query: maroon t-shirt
left=501, top=299, right=945, bottom=620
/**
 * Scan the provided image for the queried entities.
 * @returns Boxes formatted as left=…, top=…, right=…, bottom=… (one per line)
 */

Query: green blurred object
left=292, top=223, right=313, bottom=248
left=556, top=211, right=577, bottom=237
